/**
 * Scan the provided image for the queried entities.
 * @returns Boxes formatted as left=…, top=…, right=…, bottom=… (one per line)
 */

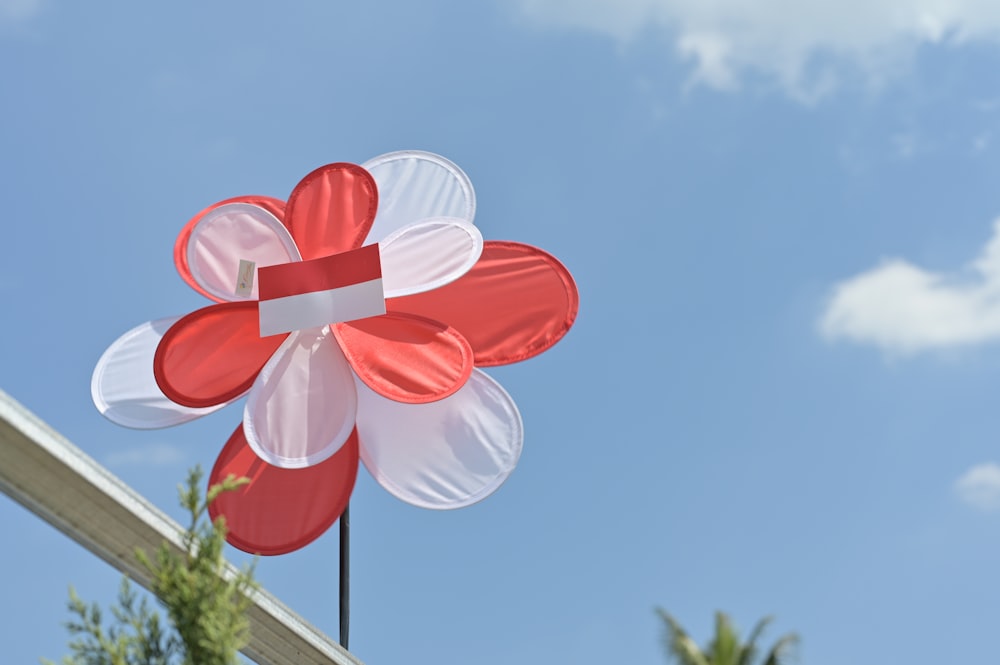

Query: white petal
left=379, top=217, right=484, bottom=298
left=92, top=317, right=233, bottom=429
left=243, top=328, right=357, bottom=468
left=187, top=203, right=301, bottom=302
left=362, top=150, right=476, bottom=242
left=356, top=369, right=523, bottom=509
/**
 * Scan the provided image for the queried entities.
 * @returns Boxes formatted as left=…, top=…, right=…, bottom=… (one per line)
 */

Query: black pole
left=339, top=503, right=350, bottom=650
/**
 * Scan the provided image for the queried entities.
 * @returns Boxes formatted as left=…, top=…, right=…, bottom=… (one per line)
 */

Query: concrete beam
left=0, top=388, right=362, bottom=665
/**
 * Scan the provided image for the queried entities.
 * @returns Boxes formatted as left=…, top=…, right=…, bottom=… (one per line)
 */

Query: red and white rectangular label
left=257, top=244, right=386, bottom=337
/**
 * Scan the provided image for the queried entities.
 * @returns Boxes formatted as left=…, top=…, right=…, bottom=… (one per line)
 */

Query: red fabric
left=154, top=302, right=288, bottom=408
left=173, top=196, right=287, bottom=302
left=387, top=241, right=579, bottom=366
left=258, top=244, right=382, bottom=300
left=334, top=313, right=473, bottom=403
left=209, top=424, right=358, bottom=555
left=283, top=163, right=378, bottom=260
left=150, top=163, right=580, bottom=556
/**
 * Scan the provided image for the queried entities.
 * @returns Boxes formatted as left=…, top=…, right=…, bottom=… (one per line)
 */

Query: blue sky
left=4, top=1, right=1000, bottom=663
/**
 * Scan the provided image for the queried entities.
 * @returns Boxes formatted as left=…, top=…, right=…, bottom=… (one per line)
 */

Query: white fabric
left=356, top=369, right=523, bottom=509
left=244, top=329, right=357, bottom=468
left=187, top=203, right=301, bottom=302
left=258, top=279, right=386, bottom=337
left=362, top=151, right=477, bottom=243
left=91, top=317, right=233, bottom=429
left=379, top=217, right=483, bottom=298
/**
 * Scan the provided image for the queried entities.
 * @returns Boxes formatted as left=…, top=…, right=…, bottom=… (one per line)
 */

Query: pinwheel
left=92, top=151, right=578, bottom=558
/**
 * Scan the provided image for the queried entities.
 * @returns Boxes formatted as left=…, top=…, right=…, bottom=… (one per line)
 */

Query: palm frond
left=761, top=633, right=799, bottom=665
left=655, top=608, right=711, bottom=665
left=708, top=612, right=741, bottom=665
left=737, top=615, right=774, bottom=665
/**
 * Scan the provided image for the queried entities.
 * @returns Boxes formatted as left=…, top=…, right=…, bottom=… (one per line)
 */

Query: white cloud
left=514, top=0, right=1000, bottom=99
left=820, top=219, right=1000, bottom=354
left=104, top=443, right=186, bottom=468
left=0, top=0, right=42, bottom=22
left=955, top=462, right=1000, bottom=511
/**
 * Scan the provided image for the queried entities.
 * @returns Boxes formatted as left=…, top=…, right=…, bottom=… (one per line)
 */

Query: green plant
left=46, top=467, right=256, bottom=665
left=656, top=609, right=798, bottom=665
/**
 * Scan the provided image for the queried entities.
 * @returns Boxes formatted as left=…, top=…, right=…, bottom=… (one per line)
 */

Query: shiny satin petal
left=174, top=196, right=288, bottom=302
left=355, top=369, right=523, bottom=509
left=387, top=241, right=579, bottom=366
left=333, top=313, right=473, bottom=404
left=153, top=302, right=287, bottom=408
left=379, top=217, right=483, bottom=298
left=283, top=163, right=378, bottom=259
left=209, top=424, right=359, bottom=556
left=362, top=150, right=476, bottom=242
left=243, top=329, right=358, bottom=468
left=92, top=317, right=233, bottom=429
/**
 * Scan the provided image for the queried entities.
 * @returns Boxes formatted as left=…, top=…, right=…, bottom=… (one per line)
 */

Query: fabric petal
left=92, top=317, right=233, bottom=429
left=379, top=217, right=483, bottom=298
left=174, top=196, right=288, bottom=302
left=283, top=163, right=378, bottom=260
left=243, top=328, right=357, bottom=468
left=355, top=369, right=523, bottom=509
left=154, top=302, right=287, bottom=408
left=184, top=203, right=301, bottom=303
left=362, top=150, right=476, bottom=242
left=387, top=241, right=579, bottom=366
left=333, top=313, right=473, bottom=404
left=208, top=424, right=358, bottom=556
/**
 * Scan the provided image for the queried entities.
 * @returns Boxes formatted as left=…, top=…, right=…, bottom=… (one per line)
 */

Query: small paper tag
left=235, top=259, right=256, bottom=297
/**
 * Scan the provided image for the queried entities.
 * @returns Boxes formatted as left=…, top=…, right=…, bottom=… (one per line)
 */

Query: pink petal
left=209, top=424, right=359, bottom=556
left=243, top=329, right=358, bottom=468
left=379, top=217, right=483, bottom=298
left=334, top=313, right=473, bottom=404
left=174, top=196, right=288, bottom=302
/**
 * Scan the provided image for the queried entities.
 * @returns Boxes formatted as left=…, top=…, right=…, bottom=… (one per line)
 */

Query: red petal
left=153, top=302, right=287, bottom=408
left=208, top=424, right=358, bottom=555
left=283, top=163, right=378, bottom=260
left=333, top=313, right=473, bottom=404
left=387, top=241, right=579, bottom=366
left=174, top=196, right=287, bottom=302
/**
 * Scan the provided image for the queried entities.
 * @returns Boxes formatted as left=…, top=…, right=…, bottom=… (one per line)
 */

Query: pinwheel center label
left=257, top=244, right=386, bottom=337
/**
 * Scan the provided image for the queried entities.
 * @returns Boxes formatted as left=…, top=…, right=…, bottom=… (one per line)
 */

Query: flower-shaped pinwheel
left=92, top=151, right=578, bottom=555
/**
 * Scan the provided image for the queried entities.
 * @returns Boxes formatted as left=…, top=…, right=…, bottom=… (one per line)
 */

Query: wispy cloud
left=0, top=0, right=42, bottom=22
left=955, top=463, right=1000, bottom=511
left=514, top=0, right=1000, bottom=100
left=819, top=219, right=1000, bottom=354
left=972, top=132, right=992, bottom=154
left=104, top=443, right=186, bottom=468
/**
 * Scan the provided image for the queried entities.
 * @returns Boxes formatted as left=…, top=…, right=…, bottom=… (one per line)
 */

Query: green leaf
left=47, top=466, right=255, bottom=665
left=655, top=609, right=799, bottom=665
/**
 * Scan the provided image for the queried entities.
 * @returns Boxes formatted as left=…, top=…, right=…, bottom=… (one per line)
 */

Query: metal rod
left=339, top=503, right=350, bottom=650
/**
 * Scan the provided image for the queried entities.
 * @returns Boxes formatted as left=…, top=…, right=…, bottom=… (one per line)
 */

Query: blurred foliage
left=657, top=609, right=799, bottom=665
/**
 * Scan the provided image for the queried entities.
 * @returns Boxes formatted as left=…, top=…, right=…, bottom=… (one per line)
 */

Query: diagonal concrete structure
left=0, top=388, right=362, bottom=665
